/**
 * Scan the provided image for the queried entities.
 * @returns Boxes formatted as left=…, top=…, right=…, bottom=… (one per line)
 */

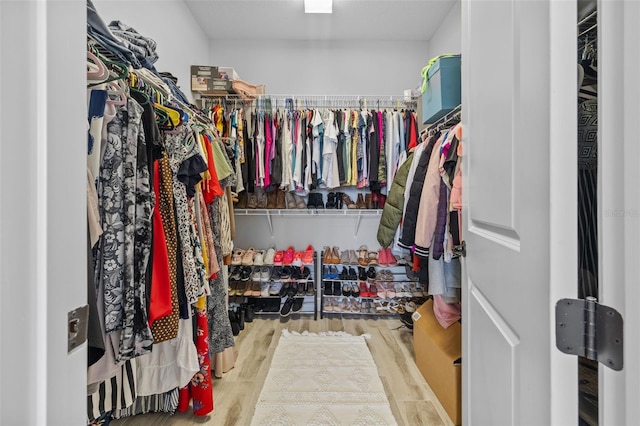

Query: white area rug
left=250, top=330, right=398, bottom=425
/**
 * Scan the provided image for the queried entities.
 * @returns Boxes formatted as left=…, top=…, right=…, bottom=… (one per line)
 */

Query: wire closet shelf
left=199, top=93, right=419, bottom=111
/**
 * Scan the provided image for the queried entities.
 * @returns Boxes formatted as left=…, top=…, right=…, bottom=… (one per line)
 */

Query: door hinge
left=555, top=296, right=623, bottom=371
left=68, top=305, right=89, bottom=353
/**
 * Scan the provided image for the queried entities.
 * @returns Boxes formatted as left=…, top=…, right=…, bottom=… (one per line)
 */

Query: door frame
left=0, top=0, right=87, bottom=423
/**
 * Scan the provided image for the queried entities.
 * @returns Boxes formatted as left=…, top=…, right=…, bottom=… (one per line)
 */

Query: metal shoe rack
left=228, top=252, right=318, bottom=319
left=319, top=249, right=426, bottom=318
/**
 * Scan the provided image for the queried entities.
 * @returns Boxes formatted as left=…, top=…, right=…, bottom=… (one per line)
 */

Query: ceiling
left=184, top=0, right=457, bottom=41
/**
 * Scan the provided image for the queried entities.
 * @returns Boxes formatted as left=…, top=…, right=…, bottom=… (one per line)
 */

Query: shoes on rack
left=285, top=192, right=296, bottom=209
left=323, top=247, right=332, bottom=265
left=251, top=267, right=262, bottom=282
left=359, top=281, right=370, bottom=298
left=280, top=266, right=292, bottom=280
left=333, top=281, right=341, bottom=296
left=274, top=188, right=286, bottom=209
left=365, top=193, right=373, bottom=209
left=273, top=250, right=285, bottom=266
left=292, top=251, right=303, bottom=267
left=293, top=193, right=307, bottom=209
left=377, top=248, right=389, bottom=267
left=326, top=192, right=338, bottom=209
left=260, top=282, right=271, bottom=297
left=260, top=266, right=272, bottom=282
left=347, top=267, right=358, bottom=281
left=243, top=304, right=255, bottom=322
left=339, top=267, right=349, bottom=281
left=269, top=281, right=283, bottom=296
left=229, top=266, right=242, bottom=281
left=250, top=282, right=261, bottom=297
left=301, top=266, right=311, bottom=280
left=231, top=249, right=244, bottom=266
left=347, top=249, right=358, bottom=265
left=367, top=251, right=379, bottom=266
left=283, top=246, right=295, bottom=266
left=241, top=247, right=256, bottom=266
left=358, top=266, right=367, bottom=281
left=323, top=297, right=333, bottom=312
left=236, top=191, right=248, bottom=209
left=257, top=192, right=268, bottom=209
left=280, top=297, right=295, bottom=317
left=247, top=193, right=258, bottom=209
left=291, top=297, right=304, bottom=313
left=253, top=250, right=265, bottom=266
left=357, top=245, right=369, bottom=267
left=305, top=279, right=314, bottom=296
left=339, top=249, right=350, bottom=265
left=240, top=266, right=252, bottom=282
left=356, top=193, right=366, bottom=209
left=308, top=192, right=324, bottom=209
left=266, top=189, right=277, bottom=209
left=386, top=248, right=397, bottom=266
left=302, top=245, right=314, bottom=265
left=264, top=247, right=276, bottom=265
left=342, top=193, right=356, bottom=209
left=324, top=281, right=333, bottom=296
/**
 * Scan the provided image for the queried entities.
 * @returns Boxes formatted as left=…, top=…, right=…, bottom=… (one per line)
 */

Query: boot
left=257, top=192, right=268, bottom=209
left=236, top=191, right=248, bottom=209
left=356, top=193, right=366, bottom=209
left=275, top=188, right=286, bottom=209
left=326, top=192, right=337, bottom=209
left=342, top=193, right=356, bottom=209
left=365, top=193, right=373, bottom=209
left=244, top=304, right=255, bottom=322
left=293, top=193, right=307, bottom=209
left=285, top=192, right=296, bottom=209
left=247, top=192, right=258, bottom=209
left=336, top=192, right=344, bottom=209
left=314, top=193, right=325, bottom=209
left=237, top=307, right=245, bottom=330
left=266, top=189, right=277, bottom=209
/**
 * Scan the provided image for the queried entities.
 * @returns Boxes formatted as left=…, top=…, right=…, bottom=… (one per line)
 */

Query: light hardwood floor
left=111, top=315, right=454, bottom=426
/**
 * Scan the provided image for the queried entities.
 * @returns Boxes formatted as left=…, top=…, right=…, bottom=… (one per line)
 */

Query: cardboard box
left=191, top=65, right=219, bottom=91
left=218, top=66, right=239, bottom=81
left=413, top=299, right=462, bottom=425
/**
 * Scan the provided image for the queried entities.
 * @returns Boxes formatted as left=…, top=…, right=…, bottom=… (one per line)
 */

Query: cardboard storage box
left=218, top=66, right=239, bottom=81
left=191, top=65, right=219, bottom=92
left=413, top=299, right=462, bottom=425
left=421, top=55, right=461, bottom=124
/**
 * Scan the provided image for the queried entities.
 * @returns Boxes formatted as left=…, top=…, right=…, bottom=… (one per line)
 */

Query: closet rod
left=424, top=104, right=462, bottom=135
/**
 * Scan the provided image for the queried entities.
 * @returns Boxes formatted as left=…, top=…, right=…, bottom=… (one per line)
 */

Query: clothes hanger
left=154, top=102, right=182, bottom=127
left=87, top=50, right=109, bottom=84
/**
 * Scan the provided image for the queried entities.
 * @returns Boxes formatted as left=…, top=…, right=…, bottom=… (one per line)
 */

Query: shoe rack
left=319, top=249, right=428, bottom=318
left=228, top=252, right=318, bottom=319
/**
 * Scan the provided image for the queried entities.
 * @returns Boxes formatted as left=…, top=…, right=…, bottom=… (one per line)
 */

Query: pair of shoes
left=253, top=249, right=266, bottom=266
left=367, top=251, right=379, bottom=266
left=326, top=192, right=344, bottom=209
left=355, top=193, right=366, bottom=209
left=342, top=282, right=359, bottom=297
left=283, top=246, right=295, bottom=266
left=357, top=245, right=369, bottom=267
left=323, top=265, right=339, bottom=279
left=302, top=245, right=314, bottom=265
left=235, top=191, right=248, bottom=209
left=323, top=247, right=340, bottom=264
left=280, top=296, right=304, bottom=316
left=263, top=247, right=276, bottom=265
left=377, top=248, right=396, bottom=266
left=307, top=193, right=325, bottom=209
left=284, top=192, right=306, bottom=209
left=247, top=192, right=258, bottom=209
left=231, top=249, right=244, bottom=265
left=342, top=193, right=357, bottom=209
left=241, top=247, right=256, bottom=265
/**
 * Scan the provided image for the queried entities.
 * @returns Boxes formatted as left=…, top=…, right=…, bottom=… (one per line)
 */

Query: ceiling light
left=304, top=0, right=332, bottom=14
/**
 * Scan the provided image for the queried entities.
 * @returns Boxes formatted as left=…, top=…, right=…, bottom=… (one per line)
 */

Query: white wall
left=93, top=0, right=210, bottom=102
left=428, top=0, right=462, bottom=58
left=209, top=39, right=429, bottom=95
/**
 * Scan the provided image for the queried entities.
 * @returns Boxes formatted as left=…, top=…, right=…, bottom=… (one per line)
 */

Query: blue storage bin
left=421, top=55, right=461, bottom=125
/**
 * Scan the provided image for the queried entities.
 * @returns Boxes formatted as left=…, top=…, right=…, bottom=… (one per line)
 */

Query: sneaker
left=240, top=266, right=252, bottom=282
left=264, top=247, right=276, bottom=265
left=253, top=250, right=265, bottom=266
left=269, top=281, right=283, bottom=296
left=301, top=267, right=311, bottom=280
left=251, top=267, right=261, bottom=282
left=260, top=282, right=271, bottom=297
left=302, top=245, right=314, bottom=265
left=260, top=266, right=272, bottom=282
left=291, top=297, right=304, bottom=313
left=283, top=246, right=295, bottom=266
left=292, top=251, right=303, bottom=267
left=291, top=267, right=301, bottom=280
left=280, top=267, right=292, bottom=280
left=273, top=250, right=285, bottom=266
left=280, top=297, right=295, bottom=316
left=229, top=266, right=242, bottom=281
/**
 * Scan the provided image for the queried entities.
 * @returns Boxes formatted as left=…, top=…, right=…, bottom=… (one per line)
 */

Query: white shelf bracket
left=266, top=211, right=274, bottom=236
left=354, top=212, right=363, bottom=237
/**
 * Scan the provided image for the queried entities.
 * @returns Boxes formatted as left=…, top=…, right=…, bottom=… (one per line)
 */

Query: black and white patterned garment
left=110, top=388, right=180, bottom=419
left=96, top=97, right=153, bottom=362
left=164, top=127, right=203, bottom=304
left=87, top=360, right=137, bottom=421
left=207, top=176, right=235, bottom=355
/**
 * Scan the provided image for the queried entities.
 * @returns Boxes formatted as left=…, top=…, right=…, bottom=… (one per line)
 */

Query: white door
left=0, top=0, right=87, bottom=424
left=462, top=0, right=578, bottom=424
left=599, top=0, right=640, bottom=424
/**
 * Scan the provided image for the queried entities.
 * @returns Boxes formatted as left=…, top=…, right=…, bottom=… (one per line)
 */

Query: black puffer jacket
left=398, top=132, right=439, bottom=249
left=376, top=153, right=414, bottom=248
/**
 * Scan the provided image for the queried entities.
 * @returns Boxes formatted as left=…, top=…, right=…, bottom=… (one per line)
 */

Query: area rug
left=250, top=329, right=398, bottom=425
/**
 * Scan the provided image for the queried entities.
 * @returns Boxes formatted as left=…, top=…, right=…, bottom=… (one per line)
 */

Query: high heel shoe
left=342, top=193, right=357, bottom=209
left=326, top=192, right=337, bottom=209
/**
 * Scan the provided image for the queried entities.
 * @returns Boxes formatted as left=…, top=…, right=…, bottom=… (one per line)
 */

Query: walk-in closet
left=1, top=0, right=638, bottom=425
